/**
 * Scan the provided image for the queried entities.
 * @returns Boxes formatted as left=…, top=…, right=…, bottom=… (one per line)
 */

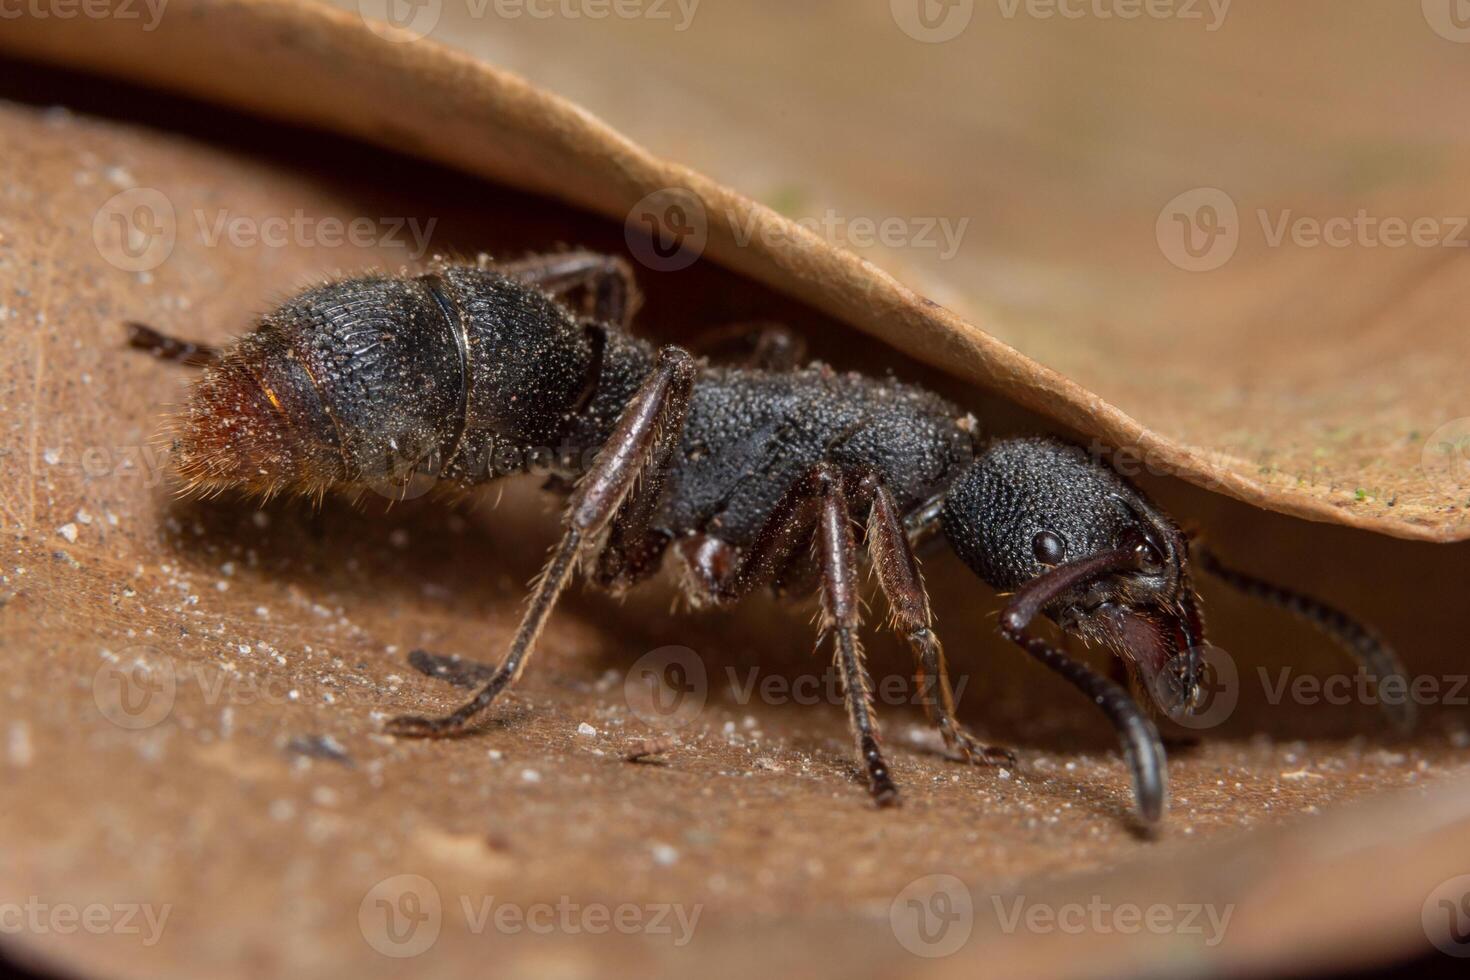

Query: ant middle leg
left=814, top=464, right=899, bottom=806
left=866, top=482, right=1014, bottom=767
left=385, top=345, right=696, bottom=737
left=671, top=465, right=897, bottom=805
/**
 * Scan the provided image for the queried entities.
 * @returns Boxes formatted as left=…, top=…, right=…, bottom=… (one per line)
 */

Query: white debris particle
left=251, top=511, right=270, bottom=528
left=43, top=448, right=60, bottom=465
left=57, top=523, right=78, bottom=543
left=521, top=768, right=542, bottom=783
left=75, top=509, right=93, bottom=525
left=389, top=528, right=410, bottom=549
left=1281, top=769, right=1324, bottom=781
left=577, top=722, right=597, bottom=737
left=651, top=843, right=679, bottom=866
left=255, top=606, right=270, bottom=618
left=8, top=722, right=33, bottom=767
left=215, top=580, right=230, bottom=592
left=268, top=799, right=296, bottom=822
left=998, top=769, right=1012, bottom=780
left=488, top=749, right=504, bottom=761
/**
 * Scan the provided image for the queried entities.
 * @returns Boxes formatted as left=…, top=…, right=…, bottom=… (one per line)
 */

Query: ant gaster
left=129, top=251, right=1412, bottom=826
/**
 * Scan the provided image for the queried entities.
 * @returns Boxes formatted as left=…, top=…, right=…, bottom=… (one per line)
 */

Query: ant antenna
left=1194, top=545, right=1415, bottom=734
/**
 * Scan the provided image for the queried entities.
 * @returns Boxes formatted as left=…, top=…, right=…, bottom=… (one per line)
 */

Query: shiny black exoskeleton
left=131, top=250, right=1411, bottom=826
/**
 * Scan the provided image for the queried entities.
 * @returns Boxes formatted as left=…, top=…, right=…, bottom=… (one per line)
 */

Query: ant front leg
left=998, top=553, right=1169, bottom=826
left=385, top=345, right=696, bottom=737
left=866, top=482, right=1014, bottom=768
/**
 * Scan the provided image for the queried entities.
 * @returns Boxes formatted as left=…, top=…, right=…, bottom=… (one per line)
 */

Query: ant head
left=941, top=437, right=1207, bottom=721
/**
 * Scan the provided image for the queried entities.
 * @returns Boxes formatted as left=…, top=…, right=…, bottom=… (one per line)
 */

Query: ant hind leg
left=385, top=345, right=696, bottom=738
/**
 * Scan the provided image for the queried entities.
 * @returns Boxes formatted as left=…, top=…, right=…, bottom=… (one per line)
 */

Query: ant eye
left=1133, top=538, right=1165, bottom=574
left=1031, top=530, right=1067, bottom=565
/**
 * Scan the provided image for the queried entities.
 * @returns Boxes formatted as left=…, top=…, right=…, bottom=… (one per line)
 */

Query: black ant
left=129, top=250, right=1412, bottom=826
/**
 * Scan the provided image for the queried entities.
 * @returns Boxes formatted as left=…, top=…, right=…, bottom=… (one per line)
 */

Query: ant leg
left=814, top=465, right=899, bottom=806
left=125, top=322, right=220, bottom=367
left=998, top=552, right=1168, bottom=825
left=590, top=378, right=686, bottom=590
left=692, top=321, right=807, bottom=371
left=494, top=251, right=639, bottom=327
left=1194, top=546, right=1414, bottom=733
left=385, top=345, right=696, bottom=737
left=866, top=483, right=1014, bottom=767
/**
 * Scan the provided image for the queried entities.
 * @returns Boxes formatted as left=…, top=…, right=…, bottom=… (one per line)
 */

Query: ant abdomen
left=173, top=267, right=598, bottom=497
